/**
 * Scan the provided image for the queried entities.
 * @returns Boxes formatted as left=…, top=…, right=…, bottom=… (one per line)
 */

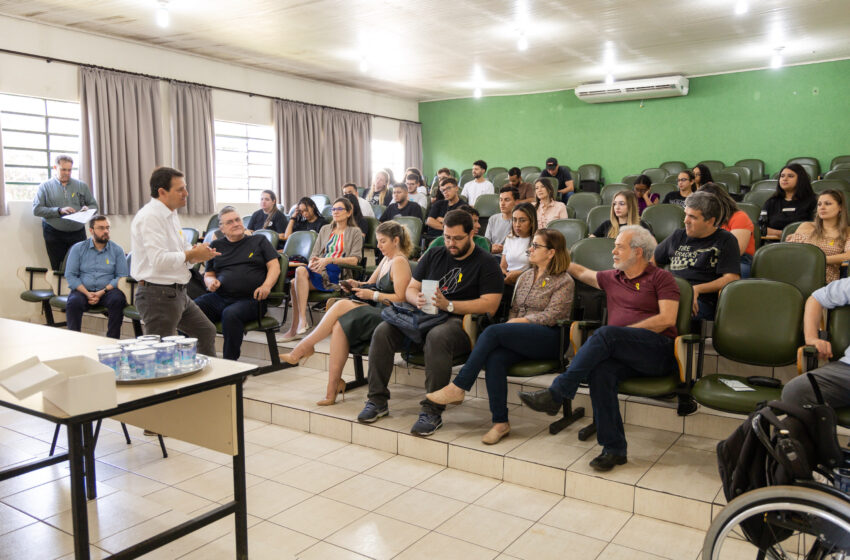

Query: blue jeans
left=560, top=191, right=575, bottom=204
left=740, top=254, right=752, bottom=279
left=548, top=326, right=675, bottom=455
left=66, top=289, right=127, bottom=338
left=194, top=292, right=266, bottom=360
left=452, top=323, right=561, bottom=423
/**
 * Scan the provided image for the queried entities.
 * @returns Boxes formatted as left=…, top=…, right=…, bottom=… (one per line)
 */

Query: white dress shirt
left=130, top=198, right=192, bottom=284
left=462, top=179, right=495, bottom=206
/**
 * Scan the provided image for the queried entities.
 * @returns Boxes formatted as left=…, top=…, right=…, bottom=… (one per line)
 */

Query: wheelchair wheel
left=703, top=485, right=850, bottom=560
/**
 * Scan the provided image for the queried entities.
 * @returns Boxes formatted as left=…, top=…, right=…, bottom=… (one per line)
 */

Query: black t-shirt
left=539, top=167, right=573, bottom=191
left=592, top=219, right=652, bottom=238
left=663, top=191, right=687, bottom=207
left=381, top=201, right=423, bottom=222
left=291, top=217, right=325, bottom=235
left=761, top=195, right=817, bottom=231
left=247, top=209, right=287, bottom=233
left=654, top=228, right=741, bottom=305
left=207, top=235, right=278, bottom=299
left=426, top=199, right=464, bottom=236
left=413, top=245, right=504, bottom=303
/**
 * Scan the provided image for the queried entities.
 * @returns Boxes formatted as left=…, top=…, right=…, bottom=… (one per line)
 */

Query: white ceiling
left=1, top=0, right=848, bottom=101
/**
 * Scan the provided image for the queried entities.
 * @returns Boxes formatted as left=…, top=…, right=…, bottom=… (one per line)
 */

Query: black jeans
left=194, top=292, right=266, bottom=360
left=42, top=222, right=86, bottom=270
left=66, top=289, right=127, bottom=338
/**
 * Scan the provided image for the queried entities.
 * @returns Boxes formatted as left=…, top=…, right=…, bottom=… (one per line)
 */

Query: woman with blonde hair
left=281, top=197, right=363, bottom=341
left=590, top=191, right=649, bottom=239
left=786, top=189, right=850, bottom=283
left=281, top=221, right=412, bottom=404
left=427, top=228, right=574, bottom=444
left=366, top=170, right=392, bottom=206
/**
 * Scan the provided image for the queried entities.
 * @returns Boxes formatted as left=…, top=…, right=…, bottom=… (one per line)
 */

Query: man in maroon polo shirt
left=519, top=225, right=680, bottom=472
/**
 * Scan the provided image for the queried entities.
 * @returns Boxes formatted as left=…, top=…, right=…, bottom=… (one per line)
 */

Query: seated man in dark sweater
left=653, top=191, right=740, bottom=321
left=381, top=183, right=423, bottom=222
left=425, top=176, right=464, bottom=243
left=195, top=206, right=280, bottom=360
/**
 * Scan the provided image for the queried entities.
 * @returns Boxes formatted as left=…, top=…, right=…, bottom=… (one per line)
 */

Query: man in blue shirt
left=32, top=155, right=98, bottom=270
left=64, top=215, right=128, bottom=338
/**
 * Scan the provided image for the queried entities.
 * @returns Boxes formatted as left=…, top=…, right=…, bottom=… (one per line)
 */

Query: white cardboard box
left=41, top=356, right=117, bottom=416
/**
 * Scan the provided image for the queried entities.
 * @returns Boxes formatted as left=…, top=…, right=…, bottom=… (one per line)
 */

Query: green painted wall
left=419, top=59, right=850, bottom=184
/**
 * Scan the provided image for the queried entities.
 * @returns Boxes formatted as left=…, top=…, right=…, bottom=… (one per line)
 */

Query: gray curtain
left=274, top=100, right=372, bottom=207
left=79, top=67, right=163, bottom=215
left=0, top=114, right=6, bottom=216
left=399, top=121, right=423, bottom=173
left=170, top=82, right=215, bottom=214
left=321, top=108, right=371, bottom=195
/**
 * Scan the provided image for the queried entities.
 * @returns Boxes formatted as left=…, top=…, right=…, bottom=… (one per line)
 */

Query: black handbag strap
left=806, top=372, right=826, bottom=405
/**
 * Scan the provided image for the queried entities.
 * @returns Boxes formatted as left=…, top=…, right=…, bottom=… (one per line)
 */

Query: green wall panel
left=419, top=59, right=850, bottom=185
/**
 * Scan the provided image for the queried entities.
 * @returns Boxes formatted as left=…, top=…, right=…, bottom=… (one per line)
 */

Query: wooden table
left=0, top=319, right=256, bottom=559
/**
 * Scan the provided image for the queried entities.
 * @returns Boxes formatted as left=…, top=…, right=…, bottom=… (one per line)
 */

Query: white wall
left=0, top=15, right=416, bottom=321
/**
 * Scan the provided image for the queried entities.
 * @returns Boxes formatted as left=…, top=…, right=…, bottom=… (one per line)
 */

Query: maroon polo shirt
left=596, top=264, right=680, bottom=338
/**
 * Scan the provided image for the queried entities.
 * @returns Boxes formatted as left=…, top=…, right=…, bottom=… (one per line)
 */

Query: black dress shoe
left=589, top=452, right=627, bottom=472
left=518, top=389, right=562, bottom=416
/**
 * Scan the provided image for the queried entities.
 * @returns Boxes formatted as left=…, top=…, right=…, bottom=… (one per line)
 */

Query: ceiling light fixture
left=734, top=1, right=749, bottom=15
left=605, top=74, right=615, bottom=85
left=359, top=58, right=369, bottom=73
left=771, top=48, right=784, bottom=69
left=155, top=1, right=169, bottom=28
left=517, top=35, right=528, bottom=51
left=473, top=87, right=482, bottom=98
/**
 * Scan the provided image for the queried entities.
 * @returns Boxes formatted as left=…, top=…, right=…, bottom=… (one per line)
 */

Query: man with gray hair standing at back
left=32, top=155, right=98, bottom=270
left=519, top=226, right=681, bottom=472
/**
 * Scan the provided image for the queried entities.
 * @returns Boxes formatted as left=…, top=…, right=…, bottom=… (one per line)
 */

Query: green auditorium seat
left=621, top=174, right=640, bottom=186
left=585, top=205, right=611, bottom=236
left=735, top=158, right=766, bottom=182
left=698, top=160, right=725, bottom=176
left=641, top=204, right=684, bottom=242
left=641, top=168, right=667, bottom=185
left=547, top=219, right=588, bottom=249
left=742, top=189, right=774, bottom=209
left=393, top=216, right=423, bottom=258
left=182, top=227, right=200, bottom=245
left=721, top=165, right=752, bottom=189
left=649, top=183, right=676, bottom=201
left=752, top=242, right=825, bottom=299
left=600, top=184, right=630, bottom=206
left=786, top=157, right=821, bottom=181
left=736, top=202, right=761, bottom=249
left=660, top=161, right=688, bottom=175
left=253, top=229, right=280, bottom=250
left=750, top=179, right=778, bottom=192
left=713, top=171, right=741, bottom=194
left=779, top=221, right=805, bottom=243
left=566, top=192, right=602, bottom=222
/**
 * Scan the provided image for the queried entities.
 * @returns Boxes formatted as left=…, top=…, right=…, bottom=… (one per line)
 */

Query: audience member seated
left=404, top=167, right=429, bottom=196
left=281, top=197, right=364, bottom=341
left=485, top=186, right=519, bottom=254
left=63, top=215, right=128, bottom=339
left=539, top=157, right=574, bottom=203
left=382, top=183, right=423, bottom=222
left=426, top=228, right=574, bottom=444
left=426, top=204, right=490, bottom=253
left=633, top=174, right=660, bottom=215
left=781, top=278, right=850, bottom=410
left=501, top=202, right=535, bottom=286
left=461, top=159, right=495, bottom=206
left=459, top=204, right=482, bottom=236
left=430, top=167, right=452, bottom=202
left=342, top=182, right=375, bottom=219
left=664, top=170, right=696, bottom=207
left=534, top=178, right=568, bottom=228
left=693, top=163, right=714, bottom=188
left=507, top=167, right=535, bottom=203
left=195, top=207, right=280, bottom=360
left=343, top=192, right=369, bottom=236
left=761, top=163, right=817, bottom=237
left=519, top=225, right=680, bottom=472
left=425, top=177, right=464, bottom=243
left=699, top=183, right=755, bottom=278
left=281, top=221, right=413, bottom=405
left=786, top=189, right=850, bottom=283
left=590, top=191, right=650, bottom=238
left=404, top=173, right=428, bottom=208
left=654, top=191, right=741, bottom=321
left=282, top=197, right=324, bottom=241
left=366, top=170, right=392, bottom=206
left=357, top=210, right=503, bottom=435
left=245, top=189, right=287, bottom=238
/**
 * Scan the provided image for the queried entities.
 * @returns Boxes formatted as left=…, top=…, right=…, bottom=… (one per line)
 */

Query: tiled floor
left=0, top=408, right=715, bottom=560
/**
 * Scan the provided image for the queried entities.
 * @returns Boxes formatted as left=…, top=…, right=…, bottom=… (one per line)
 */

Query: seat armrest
left=674, top=333, right=700, bottom=384
left=25, top=266, right=48, bottom=273
left=797, top=345, right=818, bottom=375
left=462, top=313, right=490, bottom=349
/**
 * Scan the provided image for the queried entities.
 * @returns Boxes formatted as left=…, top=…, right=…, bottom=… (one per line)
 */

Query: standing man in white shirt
left=130, top=167, right=219, bottom=356
left=461, top=160, right=495, bottom=207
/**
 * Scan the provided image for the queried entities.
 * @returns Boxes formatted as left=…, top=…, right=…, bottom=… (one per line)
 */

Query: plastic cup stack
left=130, top=349, right=158, bottom=379
left=151, top=342, right=177, bottom=375
left=96, top=345, right=123, bottom=378
left=177, top=338, right=198, bottom=368
left=136, top=334, right=161, bottom=345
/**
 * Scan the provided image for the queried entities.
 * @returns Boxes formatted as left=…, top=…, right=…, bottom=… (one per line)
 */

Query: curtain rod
left=0, top=47, right=421, bottom=124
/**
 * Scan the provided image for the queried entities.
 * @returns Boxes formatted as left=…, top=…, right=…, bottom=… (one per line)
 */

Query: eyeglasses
left=677, top=178, right=690, bottom=183
left=530, top=243, right=550, bottom=250
left=444, top=234, right=469, bottom=242
left=330, top=206, right=347, bottom=212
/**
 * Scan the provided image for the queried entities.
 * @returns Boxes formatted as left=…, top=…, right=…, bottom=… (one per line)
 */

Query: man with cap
left=539, top=157, right=575, bottom=204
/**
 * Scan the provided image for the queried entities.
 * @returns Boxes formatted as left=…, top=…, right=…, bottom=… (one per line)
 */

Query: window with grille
left=370, top=139, right=405, bottom=185
left=214, top=120, right=275, bottom=204
left=0, top=93, right=81, bottom=202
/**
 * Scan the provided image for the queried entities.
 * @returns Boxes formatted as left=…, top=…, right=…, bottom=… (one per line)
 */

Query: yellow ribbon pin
left=458, top=273, right=463, bottom=283
left=249, top=252, right=254, bottom=258
left=829, top=240, right=835, bottom=246
left=106, top=258, right=110, bottom=264
left=635, top=282, right=640, bottom=290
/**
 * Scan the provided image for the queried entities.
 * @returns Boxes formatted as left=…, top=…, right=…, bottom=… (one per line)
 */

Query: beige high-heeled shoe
left=426, top=383, right=465, bottom=405
left=279, top=346, right=315, bottom=366
left=317, top=379, right=346, bottom=406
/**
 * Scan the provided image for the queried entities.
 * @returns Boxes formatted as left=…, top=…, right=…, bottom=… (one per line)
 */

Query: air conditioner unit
left=575, top=75, right=689, bottom=104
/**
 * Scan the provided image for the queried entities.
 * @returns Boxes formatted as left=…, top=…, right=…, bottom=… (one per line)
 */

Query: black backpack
left=716, top=374, right=843, bottom=548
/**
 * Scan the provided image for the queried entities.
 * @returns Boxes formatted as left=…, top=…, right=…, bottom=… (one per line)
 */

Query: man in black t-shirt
left=654, top=191, right=740, bottom=320
left=194, top=207, right=281, bottom=360
left=358, top=210, right=504, bottom=436
left=539, top=157, right=574, bottom=203
left=381, top=184, right=423, bottom=222
left=425, top=177, right=464, bottom=243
